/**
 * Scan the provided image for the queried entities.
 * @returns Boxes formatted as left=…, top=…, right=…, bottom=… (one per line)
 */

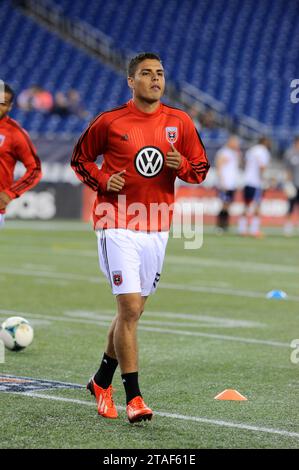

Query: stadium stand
left=0, top=0, right=130, bottom=134
left=1, top=0, right=298, bottom=145
left=51, top=0, right=299, bottom=131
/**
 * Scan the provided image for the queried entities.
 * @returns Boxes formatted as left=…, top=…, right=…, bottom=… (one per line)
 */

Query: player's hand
left=0, top=192, right=11, bottom=211
left=166, top=144, right=182, bottom=169
left=107, top=170, right=126, bottom=192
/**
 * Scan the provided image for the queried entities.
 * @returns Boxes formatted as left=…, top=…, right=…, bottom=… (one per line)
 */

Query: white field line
left=63, top=309, right=265, bottom=329
left=4, top=221, right=91, bottom=231
left=166, top=255, right=299, bottom=275
left=2, top=243, right=299, bottom=275
left=2, top=220, right=286, bottom=236
left=34, top=278, right=71, bottom=287
left=0, top=309, right=289, bottom=348
left=22, top=263, right=56, bottom=271
left=0, top=267, right=298, bottom=301
left=8, top=391, right=299, bottom=441
left=0, top=267, right=101, bottom=284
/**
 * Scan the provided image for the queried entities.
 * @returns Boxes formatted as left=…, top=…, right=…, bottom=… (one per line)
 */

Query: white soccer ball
left=0, top=316, right=34, bottom=351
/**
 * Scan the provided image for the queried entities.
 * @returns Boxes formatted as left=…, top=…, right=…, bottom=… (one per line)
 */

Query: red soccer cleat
left=87, top=378, right=118, bottom=419
left=126, top=396, right=153, bottom=423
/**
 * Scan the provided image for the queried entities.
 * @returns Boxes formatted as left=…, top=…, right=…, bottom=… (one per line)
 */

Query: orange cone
left=214, top=389, right=247, bottom=401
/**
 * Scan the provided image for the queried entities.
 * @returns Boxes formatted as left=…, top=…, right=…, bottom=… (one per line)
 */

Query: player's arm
left=71, top=116, right=115, bottom=192
left=0, top=130, right=42, bottom=208
left=167, top=116, right=210, bottom=184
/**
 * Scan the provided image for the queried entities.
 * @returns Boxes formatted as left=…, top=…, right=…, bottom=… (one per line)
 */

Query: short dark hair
left=127, top=52, right=162, bottom=77
left=258, top=136, right=271, bottom=146
left=4, top=83, right=15, bottom=102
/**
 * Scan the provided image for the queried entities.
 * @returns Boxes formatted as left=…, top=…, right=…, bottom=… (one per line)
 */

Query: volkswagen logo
left=134, top=146, right=164, bottom=178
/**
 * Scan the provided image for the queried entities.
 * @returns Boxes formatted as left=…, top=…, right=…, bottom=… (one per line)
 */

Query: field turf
left=0, top=221, right=298, bottom=449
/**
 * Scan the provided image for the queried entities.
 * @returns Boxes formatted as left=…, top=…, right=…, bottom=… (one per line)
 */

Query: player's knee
left=119, top=300, right=142, bottom=323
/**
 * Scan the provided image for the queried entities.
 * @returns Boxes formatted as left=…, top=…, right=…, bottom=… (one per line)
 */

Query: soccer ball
left=0, top=316, right=34, bottom=351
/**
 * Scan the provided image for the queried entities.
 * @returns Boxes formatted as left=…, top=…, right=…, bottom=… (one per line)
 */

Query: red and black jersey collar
left=128, top=99, right=163, bottom=118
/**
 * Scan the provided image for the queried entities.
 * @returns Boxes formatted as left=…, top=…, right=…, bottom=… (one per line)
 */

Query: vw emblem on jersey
left=0, top=134, right=6, bottom=147
left=134, top=146, right=164, bottom=178
left=165, top=127, right=178, bottom=144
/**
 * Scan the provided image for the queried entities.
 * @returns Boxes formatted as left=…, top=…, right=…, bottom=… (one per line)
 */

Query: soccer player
left=215, top=135, right=241, bottom=232
left=238, top=137, right=271, bottom=237
left=283, top=136, right=299, bottom=236
left=71, top=52, right=210, bottom=423
left=0, top=83, right=42, bottom=227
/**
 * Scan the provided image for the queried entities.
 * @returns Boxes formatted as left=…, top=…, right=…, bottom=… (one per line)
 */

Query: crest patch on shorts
left=112, top=271, right=123, bottom=286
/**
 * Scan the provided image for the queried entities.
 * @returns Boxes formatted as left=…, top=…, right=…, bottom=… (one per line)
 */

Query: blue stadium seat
left=1, top=0, right=298, bottom=137
left=50, top=0, right=298, bottom=131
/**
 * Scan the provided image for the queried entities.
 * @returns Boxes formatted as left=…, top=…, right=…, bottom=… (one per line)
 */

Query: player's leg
left=216, top=191, right=229, bottom=231
left=87, top=296, right=147, bottom=420
left=87, top=229, right=142, bottom=418
left=114, top=292, right=153, bottom=423
left=114, top=292, right=142, bottom=373
left=249, top=188, right=263, bottom=237
left=283, top=189, right=299, bottom=236
left=120, top=231, right=168, bottom=422
left=92, top=316, right=119, bottom=392
left=238, top=186, right=253, bottom=235
left=104, top=295, right=147, bottom=360
left=284, top=197, right=295, bottom=236
left=222, top=191, right=235, bottom=231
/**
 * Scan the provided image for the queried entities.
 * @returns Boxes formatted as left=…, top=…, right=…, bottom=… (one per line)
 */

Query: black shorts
left=218, top=190, right=236, bottom=204
left=244, top=186, right=263, bottom=204
left=288, top=187, right=299, bottom=214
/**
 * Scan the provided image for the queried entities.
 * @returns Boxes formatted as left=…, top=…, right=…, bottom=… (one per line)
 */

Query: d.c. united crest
left=165, top=127, right=178, bottom=144
left=112, top=271, right=123, bottom=286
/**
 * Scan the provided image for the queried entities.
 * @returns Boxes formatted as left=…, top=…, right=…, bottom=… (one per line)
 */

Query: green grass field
left=0, top=221, right=298, bottom=449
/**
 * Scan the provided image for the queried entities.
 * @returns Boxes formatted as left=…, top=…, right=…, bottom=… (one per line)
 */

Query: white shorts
left=0, top=214, right=5, bottom=229
left=96, top=229, right=169, bottom=296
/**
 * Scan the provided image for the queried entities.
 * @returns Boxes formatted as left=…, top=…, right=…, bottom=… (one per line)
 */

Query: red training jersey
left=71, top=100, right=210, bottom=231
left=0, top=116, right=42, bottom=213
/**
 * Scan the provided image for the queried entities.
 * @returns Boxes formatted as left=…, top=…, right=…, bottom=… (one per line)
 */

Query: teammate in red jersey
left=0, top=83, right=42, bottom=227
left=71, top=53, right=210, bottom=423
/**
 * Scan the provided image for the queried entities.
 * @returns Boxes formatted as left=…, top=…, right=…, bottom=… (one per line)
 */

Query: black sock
left=121, top=372, right=142, bottom=404
left=93, top=353, right=118, bottom=389
left=217, top=209, right=229, bottom=229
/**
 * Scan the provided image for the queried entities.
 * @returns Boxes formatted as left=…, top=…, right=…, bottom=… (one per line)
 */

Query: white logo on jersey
left=134, top=146, right=164, bottom=178
left=0, top=134, right=6, bottom=147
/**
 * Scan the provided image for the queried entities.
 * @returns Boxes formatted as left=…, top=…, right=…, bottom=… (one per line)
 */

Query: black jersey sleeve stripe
left=71, top=105, right=127, bottom=190
left=71, top=129, right=101, bottom=190
left=11, top=166, right=41, bottom=194
left=78, top=163, right=99, bottom=191
left=11, top=160, right=41, bottom=192
left=195, top=128, right=207, bottom=154
left=191, top=162, right=209, bottom=168
left=7, top=120, right=42, bottom=193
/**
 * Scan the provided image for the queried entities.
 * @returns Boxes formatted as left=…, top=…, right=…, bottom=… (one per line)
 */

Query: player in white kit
left=215, top=135, right=241, bottom=231
left=238, top=137, right=271, bottom=237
